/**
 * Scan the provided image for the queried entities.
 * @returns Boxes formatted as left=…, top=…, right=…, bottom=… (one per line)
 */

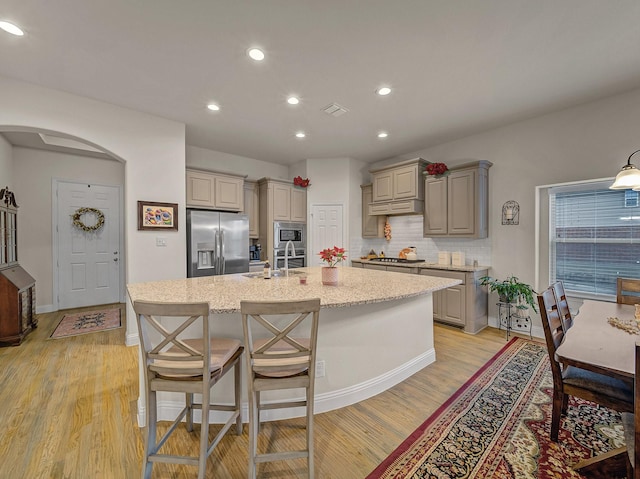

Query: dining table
left=555, top=299, right=638, bottom=477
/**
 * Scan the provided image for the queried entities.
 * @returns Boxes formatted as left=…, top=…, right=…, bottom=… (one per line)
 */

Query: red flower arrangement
left=425, top=162, right=449, bottom=176
left=293, top=176, right=311, bottom=188
left=318, top=246, right=347, bottom=267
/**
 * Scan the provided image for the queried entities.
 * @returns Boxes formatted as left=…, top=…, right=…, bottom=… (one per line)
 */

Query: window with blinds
left=549, top=180, right=640, bottom=299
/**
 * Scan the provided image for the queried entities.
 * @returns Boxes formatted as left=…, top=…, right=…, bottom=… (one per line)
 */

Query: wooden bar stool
left=133, top=300, right=243, bottom=479
left=240, top=298, right=321, bottom=479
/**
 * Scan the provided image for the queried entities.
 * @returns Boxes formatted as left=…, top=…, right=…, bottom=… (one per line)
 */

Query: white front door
left=56, top=181, right=121, bottom=309
left=310, top=204, right=344, bottom=266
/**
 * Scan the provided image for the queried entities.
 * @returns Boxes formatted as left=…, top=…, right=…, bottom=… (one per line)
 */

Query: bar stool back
left=133, top=300, right=243, bottom=479
left=240, top=298, right=321, bottom=479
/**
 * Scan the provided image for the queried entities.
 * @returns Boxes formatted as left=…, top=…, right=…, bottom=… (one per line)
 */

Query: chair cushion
left=622, top=412, right=634, bottom=467
left=252, top=337, right=310, bottom=378
left=151, top=337, right=241, bottom=378
left=562, top=365, right=633, bottom=403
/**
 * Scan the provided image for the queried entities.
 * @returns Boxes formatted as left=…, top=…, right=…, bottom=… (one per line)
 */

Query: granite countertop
left=350, top=258, right=489, bottom=272
left=127, top=266, right=460, bottom=314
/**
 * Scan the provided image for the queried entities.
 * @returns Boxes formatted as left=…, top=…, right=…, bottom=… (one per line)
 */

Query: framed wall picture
left=137, top=201, right=178, bottom=231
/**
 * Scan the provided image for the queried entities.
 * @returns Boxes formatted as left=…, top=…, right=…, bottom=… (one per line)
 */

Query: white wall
left=0, top=75, right=186, bottom=345
left=186, top=145, right=288, bottom=181
left=12, top=147, right=125, bottom=309
left=0, top=134, right=12, bottom=185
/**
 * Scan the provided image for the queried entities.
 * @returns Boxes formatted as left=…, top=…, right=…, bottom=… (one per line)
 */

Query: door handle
left=220, top=230, right=225, bottom=274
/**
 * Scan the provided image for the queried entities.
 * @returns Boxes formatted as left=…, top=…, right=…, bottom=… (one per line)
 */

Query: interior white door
left=310, top=204, right=344, bottom=266
left=56, top=181, right=121, bottom=309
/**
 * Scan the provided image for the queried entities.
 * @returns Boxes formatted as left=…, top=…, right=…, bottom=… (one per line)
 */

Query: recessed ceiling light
left=295, top=132, right=306, bottom=139
left=207, top=103, right=220, bottom=111
left=378, top=132, right=388, bottom=138
left=0, top=21, right=24, bottom=36
left=377, top=87, right=391, bottom=96
left=248, top=48, right=265, bottom=61
left=287, top=96, right=300, bottom=105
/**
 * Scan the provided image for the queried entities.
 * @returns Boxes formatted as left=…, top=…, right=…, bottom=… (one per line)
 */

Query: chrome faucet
left=283, top=240, right=296, bottom=271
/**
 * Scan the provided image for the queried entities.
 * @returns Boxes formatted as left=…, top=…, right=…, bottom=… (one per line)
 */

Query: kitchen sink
left=243, top=270, right=305, bottom=279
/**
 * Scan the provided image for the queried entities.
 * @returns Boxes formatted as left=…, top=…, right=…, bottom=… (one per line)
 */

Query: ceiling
left=1, top=0, right=640, bottom=166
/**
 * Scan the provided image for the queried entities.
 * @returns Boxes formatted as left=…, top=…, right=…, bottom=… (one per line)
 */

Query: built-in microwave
left=273, top=222, right=306, bottom=250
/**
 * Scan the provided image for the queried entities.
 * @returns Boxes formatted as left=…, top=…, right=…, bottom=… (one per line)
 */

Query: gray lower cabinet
left=356, top=262, right=488, bottom=334
left=420, top=268, right=488, bottom=334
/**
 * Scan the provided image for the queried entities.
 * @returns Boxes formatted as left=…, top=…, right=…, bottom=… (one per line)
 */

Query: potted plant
left=318, top=246, right=347, bottom=285
left=479, top=275, right=538, bottom=313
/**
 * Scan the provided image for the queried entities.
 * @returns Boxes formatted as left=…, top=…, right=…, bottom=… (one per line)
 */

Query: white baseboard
left=136, top=348, right=436, bottom=427
left=488, top=317, right=543, bottom=339
left=36, top=304, right=55, bottom=314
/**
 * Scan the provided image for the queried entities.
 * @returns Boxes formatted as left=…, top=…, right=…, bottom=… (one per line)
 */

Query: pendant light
left=610, top=149, right=640, bottom=190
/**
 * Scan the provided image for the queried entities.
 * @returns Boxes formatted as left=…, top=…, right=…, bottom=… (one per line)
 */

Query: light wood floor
left=0, top=304, right=520, bottom=478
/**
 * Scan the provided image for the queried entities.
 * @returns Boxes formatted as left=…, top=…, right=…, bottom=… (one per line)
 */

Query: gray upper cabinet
left=369, top=158, right=428, bottom=216
left=423, top=160, right=492, bottom=238
left=361, top=184, right=385, bottom=238
left=186, top=169, right=245, bottom=211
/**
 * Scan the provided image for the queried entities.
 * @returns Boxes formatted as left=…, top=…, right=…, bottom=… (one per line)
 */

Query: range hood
left=368, top=199, right=423, bottom=216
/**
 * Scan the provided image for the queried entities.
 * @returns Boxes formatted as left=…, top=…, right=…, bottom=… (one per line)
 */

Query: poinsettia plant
left=293, top=175, right=311, bottom=188
left=318, top=246, right=347, bottom=267
left=425, top=162, right=449, bottom=177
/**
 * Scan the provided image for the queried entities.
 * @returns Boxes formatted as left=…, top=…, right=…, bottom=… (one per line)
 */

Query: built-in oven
left=273, top=252, right=306, bottom=270
left=274, top=221, right=306, bottom=250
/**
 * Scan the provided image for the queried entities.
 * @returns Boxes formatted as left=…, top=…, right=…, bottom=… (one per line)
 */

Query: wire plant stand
left=497, top=301, right=532, bottom=340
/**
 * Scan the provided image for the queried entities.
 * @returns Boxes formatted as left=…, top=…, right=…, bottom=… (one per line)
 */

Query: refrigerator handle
left=214, top=229, right=220, bottom=273
left=220, top=229, right=226, bottom=274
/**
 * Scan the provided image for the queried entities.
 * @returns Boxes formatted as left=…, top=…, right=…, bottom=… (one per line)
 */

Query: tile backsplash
left=350, top=215, right=492, bottom=267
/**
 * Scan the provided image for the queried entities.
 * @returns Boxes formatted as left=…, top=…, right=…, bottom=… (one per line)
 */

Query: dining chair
left=133, top=300, right=243, bottom=479
left=537, top=287, right=634, bottom=442
left=551, top=280, right=574, bottom=333
left=622, top=341, right=640, bottom=479
left=617, top=278, right=640, bottom=305
left=240, top=298, right=321, bottom=479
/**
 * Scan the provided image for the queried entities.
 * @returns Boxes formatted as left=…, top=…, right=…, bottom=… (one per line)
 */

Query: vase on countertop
left=321, top=266, right=339, bottom=286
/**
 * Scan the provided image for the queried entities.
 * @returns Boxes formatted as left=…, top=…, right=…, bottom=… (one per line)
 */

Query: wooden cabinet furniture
left=420, top=268, right=488, bottom=334
left=186, top=169, right=245, bottom=211
left=0, top=188, right=37, bottom=346
left=243, top=180, right=259, bottom=239
left=369, top=158, right=428, bottom=216
left=259, top=178, right=307, bottom=223
left=423, top=160, right=492, bottom=238
left=257, top=178, right=307, bottom=262
left=355, top=260, right=488, bottom=334
left=0, top=266, right=37, bottom=345
left=360, top=184, right=385, bottom=238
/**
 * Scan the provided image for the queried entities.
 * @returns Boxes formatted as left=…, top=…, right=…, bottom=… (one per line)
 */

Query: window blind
left=549, top=181, right=640, bottom=298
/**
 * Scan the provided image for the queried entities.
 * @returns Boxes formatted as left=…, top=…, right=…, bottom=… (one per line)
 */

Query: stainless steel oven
left=274, top=221, right=306, bottom=250
left=273, top=253, right=306, bottom=270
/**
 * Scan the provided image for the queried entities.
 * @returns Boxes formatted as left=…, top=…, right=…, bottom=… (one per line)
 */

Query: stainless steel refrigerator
left=187, top=209, right=249, bottom=277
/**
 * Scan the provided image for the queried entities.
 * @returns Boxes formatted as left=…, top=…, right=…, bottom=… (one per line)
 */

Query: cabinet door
left=423, top=177, right=448, bottom=236
left=393, top=164, right=418, bottom=199
left=290, top=187, right=307, bottom=222
left=186, top=170, right=215, bottom=208
left=244, top=182, right=259, bottom=238
left=361, top=185, right=384, bottom=238
left=362, top=263, right=387, bottom=271
left=272, top=183, right=291, bottom=221
left=442, top=285, right=466, bottom=326
left=448, top=169, right=476, bottom=235
left=214, top=175, right=243, bottom=211
left=372, top=171, right=393, bottom=202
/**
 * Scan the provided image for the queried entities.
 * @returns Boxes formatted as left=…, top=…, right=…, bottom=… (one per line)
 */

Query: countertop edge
left=350, top=258, right=489, bottom=272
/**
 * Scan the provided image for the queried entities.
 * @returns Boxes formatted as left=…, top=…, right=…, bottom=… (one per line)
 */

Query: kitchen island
left=127, top=266, right=459, bottom=425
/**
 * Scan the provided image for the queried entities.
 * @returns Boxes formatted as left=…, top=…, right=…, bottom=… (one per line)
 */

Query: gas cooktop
left=368, top=257, right=424, bottom=263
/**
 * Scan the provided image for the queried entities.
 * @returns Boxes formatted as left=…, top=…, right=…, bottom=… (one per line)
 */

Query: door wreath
left=72, top=207, right=105, bottom=232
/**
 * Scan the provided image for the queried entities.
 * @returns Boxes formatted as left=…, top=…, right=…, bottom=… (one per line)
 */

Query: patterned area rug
left=50, top=308, right=121, bottom=339
left=367, top=338, right=626, bottom=479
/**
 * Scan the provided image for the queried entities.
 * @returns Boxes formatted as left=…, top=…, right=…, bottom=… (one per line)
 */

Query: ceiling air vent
left=322, top=103, right=348, bottom=117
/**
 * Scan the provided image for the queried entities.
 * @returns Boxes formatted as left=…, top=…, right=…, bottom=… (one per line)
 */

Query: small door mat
left=50, top=308, right=121, bottom=339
